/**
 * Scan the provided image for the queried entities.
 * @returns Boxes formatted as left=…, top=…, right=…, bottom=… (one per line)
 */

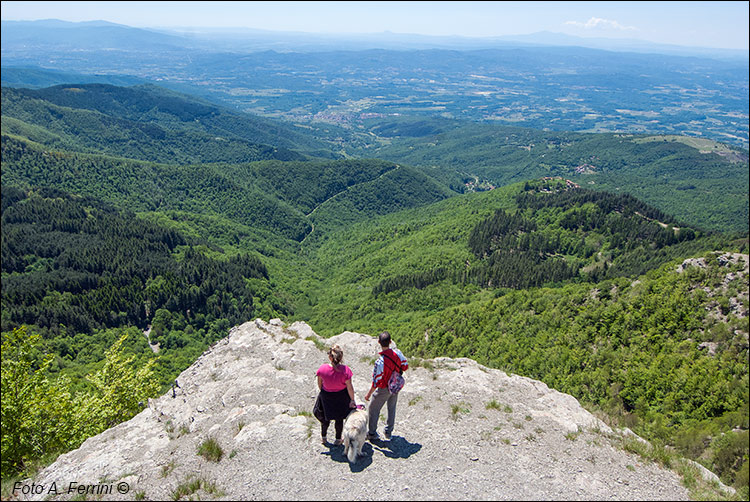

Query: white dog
left=342, top=407, right=368, bottom=463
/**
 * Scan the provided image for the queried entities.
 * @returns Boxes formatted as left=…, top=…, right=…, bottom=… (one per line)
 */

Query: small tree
left=1, top=327, right=69, bottom=476
left=1, top=327, right=160, bottom=479
left=79, top=334, right=160, bottom=432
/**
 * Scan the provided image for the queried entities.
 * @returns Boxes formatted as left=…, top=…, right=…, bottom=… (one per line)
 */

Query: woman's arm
left=346, top=379, right=356, bottom=407
left=317, top=375, right=323, bottom=391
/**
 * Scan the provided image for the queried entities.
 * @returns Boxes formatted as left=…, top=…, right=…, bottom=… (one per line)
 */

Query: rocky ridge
left=16, top=319, right=693, bottom=501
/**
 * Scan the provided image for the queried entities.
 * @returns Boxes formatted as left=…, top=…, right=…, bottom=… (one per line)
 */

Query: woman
left=314, top=345, right=356, bottom=445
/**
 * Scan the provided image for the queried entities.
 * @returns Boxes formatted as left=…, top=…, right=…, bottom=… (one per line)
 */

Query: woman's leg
left=320, top=419, right=330, bottom=443
left=334, top=419, right=344, bottom=440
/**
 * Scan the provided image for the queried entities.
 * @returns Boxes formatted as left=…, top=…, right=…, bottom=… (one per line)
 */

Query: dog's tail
left=347, top=439, right=358, bottom=463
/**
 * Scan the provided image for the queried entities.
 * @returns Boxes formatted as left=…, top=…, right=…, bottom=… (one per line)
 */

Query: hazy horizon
left=1, top=1, right=748, bottom=51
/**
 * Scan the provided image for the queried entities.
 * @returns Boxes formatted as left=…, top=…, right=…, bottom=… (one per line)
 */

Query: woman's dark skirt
left=313, top=388, right=350, bottom=422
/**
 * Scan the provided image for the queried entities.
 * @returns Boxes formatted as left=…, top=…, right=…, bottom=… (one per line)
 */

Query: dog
left=342, top=406, right=368, bottom=463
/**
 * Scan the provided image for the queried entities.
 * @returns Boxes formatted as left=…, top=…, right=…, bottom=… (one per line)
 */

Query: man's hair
left=378, top=331, right=391, bottom=348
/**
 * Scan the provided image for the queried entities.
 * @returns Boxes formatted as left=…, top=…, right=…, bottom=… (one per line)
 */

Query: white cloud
left=565, top=17, right=638, bottom=32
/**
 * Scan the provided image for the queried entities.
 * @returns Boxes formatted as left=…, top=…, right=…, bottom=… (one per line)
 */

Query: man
left=364, top=331, right=408, bottom=441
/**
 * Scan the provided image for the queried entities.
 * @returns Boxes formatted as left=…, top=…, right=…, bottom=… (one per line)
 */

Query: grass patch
left=305, top=416, right=314, bottom=439
left=203, top=479, right=224, bottom=497
left=616, top=434, right=741, bottom=501
left=166, top=420, right=189, bottom=440
left=410, top=357, right=434, bottom=370
left=485, top=399, right=502, bottom=410
left=170, top=475, right=225, bottom=501
left=450, top=402, right=471, bottom=420
left=565, top=431, right=582, bottom=441
left=197, top=437, right=223, bottom=462
left=171, top=476, right=202, bottom=501
left=360, top=355, right=376, bottom=365
left=306, top=336, right=327, bottom=352
left=676, top=460, right=742, bottom=501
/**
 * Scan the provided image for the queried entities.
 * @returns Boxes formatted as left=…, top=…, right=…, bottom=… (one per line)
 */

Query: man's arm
left=365, top=356, right=384, bottom=400
left=364, top=382, right=376, bottom=401
left=396, top=349, right=409, bottom=371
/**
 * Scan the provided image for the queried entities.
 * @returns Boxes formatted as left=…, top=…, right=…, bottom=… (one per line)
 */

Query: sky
left=1, top=1, right=748, bottom=50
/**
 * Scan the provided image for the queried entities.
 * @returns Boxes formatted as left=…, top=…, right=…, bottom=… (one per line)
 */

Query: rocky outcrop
left=15, top=319, right=692, bottom=501
left=678, top=252, right=749, bottom=325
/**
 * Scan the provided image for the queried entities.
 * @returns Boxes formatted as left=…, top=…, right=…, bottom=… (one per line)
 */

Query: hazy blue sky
left=2, top=1, right=748, bottom=50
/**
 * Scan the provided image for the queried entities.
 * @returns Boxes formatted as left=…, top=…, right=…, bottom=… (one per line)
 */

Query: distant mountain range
left=2, top=19, right=747, bottom=60
left=0, top=19, right=194, bottom=51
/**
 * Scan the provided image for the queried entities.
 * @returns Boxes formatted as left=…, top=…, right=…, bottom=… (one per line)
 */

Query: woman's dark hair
left=378, top=331, right=391, bottom=348
left=328, top=344, right=344, bottom=366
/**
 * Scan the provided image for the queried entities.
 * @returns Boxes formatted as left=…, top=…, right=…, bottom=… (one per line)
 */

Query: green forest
left=352, top=117, right=749, bottom=233
left=1, top=82, right=748, bottom=497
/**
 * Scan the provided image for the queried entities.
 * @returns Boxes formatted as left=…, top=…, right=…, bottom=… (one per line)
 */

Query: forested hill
left=0, top=184, right=285, bottom=389
left=0, top=134, right=456, bottom=242
left=351, top=117, right=750, bottom=233
left=0, top=135, right=310, bottom=240
left=0, top=84, right=338, bottom=162
left=301, top=178, right=744, bottom=338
